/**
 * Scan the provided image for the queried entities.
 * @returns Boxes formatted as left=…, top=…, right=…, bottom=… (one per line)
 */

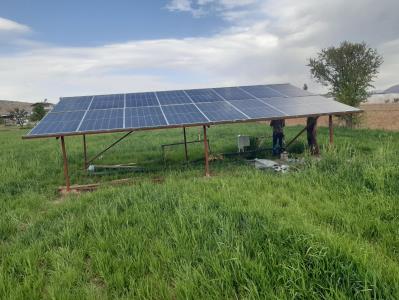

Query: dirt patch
left=286, top=103, right=399, bottom=131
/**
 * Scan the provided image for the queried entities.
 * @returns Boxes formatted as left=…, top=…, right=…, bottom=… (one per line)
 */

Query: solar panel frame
left=228, top=99, right=286, bottom=119
left=212, top=87, right=255, bottom=101
left=125, top=106, right=168, bottom=129
left=196, top=101, right=248, bottom=122
left=89, top=94, right=125, bottom=110
left=78, top=108, right=124, bottom=132
left=162, top=104, right=209, bottom=125
left=125, top=92, right=159, bottom=107
left=185, top=88, right=224, bottom=103
left=156, top=90, right=192, bottom=105
left=239, top=85, right=285, bottom=98
left=266, top=84, right=313, bottom=97
left=28, top=110, right=86, bottom=136
left=24, top=84, right=361, bottom=139
left=52, top=96, right=93, bottom=112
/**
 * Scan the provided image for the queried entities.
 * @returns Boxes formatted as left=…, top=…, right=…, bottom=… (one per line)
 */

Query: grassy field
left=0, top=124, right=398, bottom=299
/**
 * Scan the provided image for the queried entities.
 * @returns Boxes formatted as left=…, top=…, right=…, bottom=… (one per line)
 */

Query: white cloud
left=0, top=17, right=30, bottom=33
left=166, top=0, right=192, bottom=12
left=165, top=0, right=205, bottom=17
left=1, top=0, right=399, bottom=102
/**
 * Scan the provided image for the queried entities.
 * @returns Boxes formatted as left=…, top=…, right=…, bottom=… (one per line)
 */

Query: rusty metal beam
left=285, top=125, right=308, bottom=149
left=203, top=125, right=210, bottom=177
left=329, top=115, right=334, bottom=144
left=83, top=134, right=88, bottom=170
left=86, top=131, right=134, bottom=166
left=183, top=127, right=188, bottom=163
left=60, top=136, right=70, bottom=192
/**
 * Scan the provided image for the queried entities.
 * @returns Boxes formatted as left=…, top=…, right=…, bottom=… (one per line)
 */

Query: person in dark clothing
left=306, top=116, right=320, bottom=155
left=270, top=119, right=285, bottom=155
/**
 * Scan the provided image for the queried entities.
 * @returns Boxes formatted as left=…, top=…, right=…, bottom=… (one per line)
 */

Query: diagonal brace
left=285, top=125, right=308, bottom=149
left=86, top=131, right=134, bottom=166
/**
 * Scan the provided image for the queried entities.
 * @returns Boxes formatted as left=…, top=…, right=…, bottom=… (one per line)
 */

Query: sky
left=0, top=0, right=398, bottom=103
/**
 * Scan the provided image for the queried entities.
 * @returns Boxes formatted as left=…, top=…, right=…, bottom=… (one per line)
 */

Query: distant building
left=31, top=99, right=54, bottom=112
left=0, top=113, right=15, bottom=126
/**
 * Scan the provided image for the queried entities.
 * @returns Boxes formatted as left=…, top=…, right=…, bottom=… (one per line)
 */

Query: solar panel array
left=26, top=83, right=360, bottom=138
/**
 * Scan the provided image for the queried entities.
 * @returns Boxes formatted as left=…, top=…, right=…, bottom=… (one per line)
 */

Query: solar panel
left=90, top=94, right=124, bottom=110
left=156, top=90, right=191, bottom=105
left=162, top=104, right=208, bottom=125
left=78, top=108, right=124, bottom=131
left=229, top=99, right=286, bottom=118
left=25, top=83, right=361, bottom=138
left=29, top=111, right=86, bottom=135
left=125, top=92, right=158, bottom=107
left=258, top=96, right=356, bottom=116
left=125, top=106, right=167, bottom=128
left=185, top=89, right=223, bottom=103
left=240, top=85, right=284, bottom=98
left=213, top=87, right=254, bottom=101
left=266, top=84, right=312, bottom=97
left=52, top=96, right=92, bottom=112
left=196, top=102, right=247, bottom=121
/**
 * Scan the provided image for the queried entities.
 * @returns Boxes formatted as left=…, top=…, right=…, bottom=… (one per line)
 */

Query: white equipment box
left=237, top=135, right=250, bottom=152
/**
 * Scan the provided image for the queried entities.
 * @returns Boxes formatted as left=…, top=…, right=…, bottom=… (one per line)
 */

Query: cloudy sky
left=1, top=0, right=398, bottom=103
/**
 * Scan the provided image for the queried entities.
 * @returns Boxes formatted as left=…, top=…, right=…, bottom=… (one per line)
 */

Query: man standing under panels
left=270, top=119, right=285, bottom=155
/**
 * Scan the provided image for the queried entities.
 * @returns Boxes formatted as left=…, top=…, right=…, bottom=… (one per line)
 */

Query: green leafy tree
left=31, top=103, right=46, bottom=121
left=308, top=41, right=383, bottom=127
left=9, top=108, right=29, bottom=127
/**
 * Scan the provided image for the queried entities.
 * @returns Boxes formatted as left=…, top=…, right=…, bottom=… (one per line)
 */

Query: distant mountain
left=384, top=84, right=399, bottom=94
left=0, top=100, right=33, bottom=115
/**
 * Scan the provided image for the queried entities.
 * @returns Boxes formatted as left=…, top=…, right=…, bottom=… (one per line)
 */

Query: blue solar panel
left=90, top=94, right=124, bottom=110
left=125, top=106, right=167, bottom=128
left=52, top=96, right=92, bottom=112
left=156, top=90, right=191, bottom=105
left=260, top=96, right=325, bottom=108
left=185, top=89, right=223, bottom=103
left=78, top=108, right=124, bottom=131
left=126, top=92, right=158, bottom=107
left=266, top=84, right=312, bottom=97
left=255, top=95, right=359, bottom=117
left=229, top=99, right=286, bottom=118
left=240, top=85, right=284, bottom=98
left=162, top=104, right=208, bottom=125
left=26, top=84, right=360, bottom=137
left=196, top=102, right=247, bottom=121
left=213, top=87, right=254, bottom=101
left=29, top=111, right=85, bottom=135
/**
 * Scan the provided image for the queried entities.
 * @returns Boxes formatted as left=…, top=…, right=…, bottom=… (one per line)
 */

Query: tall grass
left=0, top=124, right=398, bottom=299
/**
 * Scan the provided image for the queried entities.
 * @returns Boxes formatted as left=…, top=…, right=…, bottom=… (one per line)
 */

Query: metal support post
left=83, top=134, right=88, bottom=170
left=183, top=127, right=188, bottom=163
left=60, top=136, right=71, bottom=192
left=203, top=125, right=210, bottom=177
left=329, top=115, right=334, bottom=145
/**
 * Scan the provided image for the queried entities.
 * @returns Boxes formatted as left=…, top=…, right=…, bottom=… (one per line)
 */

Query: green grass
left=0, top=124, right=398, bottom=299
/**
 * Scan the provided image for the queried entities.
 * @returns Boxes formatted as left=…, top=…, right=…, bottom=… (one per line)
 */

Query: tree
left=31, top=103, right=46, bottom=121
left=308, top=41, right=383, bottom=127
left=9, top=108, right=28, bottom=127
